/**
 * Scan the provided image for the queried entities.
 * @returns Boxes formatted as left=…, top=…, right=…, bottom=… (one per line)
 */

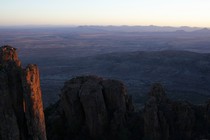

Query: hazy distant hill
left=77, top=25, right=205, bottom=32
left=1, top=26, right=210, bottom=107
left=1, top=26, right=210, bottom=54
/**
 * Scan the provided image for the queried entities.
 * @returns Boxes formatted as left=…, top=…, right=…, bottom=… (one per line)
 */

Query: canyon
left=0, top=45, right=210, bottom=140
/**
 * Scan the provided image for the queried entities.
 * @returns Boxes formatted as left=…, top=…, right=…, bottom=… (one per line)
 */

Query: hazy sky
left=0, top=0, right=210, bottom=27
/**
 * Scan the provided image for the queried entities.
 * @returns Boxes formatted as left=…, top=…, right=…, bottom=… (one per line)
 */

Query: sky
left=0, top=0, right=210, bottom=27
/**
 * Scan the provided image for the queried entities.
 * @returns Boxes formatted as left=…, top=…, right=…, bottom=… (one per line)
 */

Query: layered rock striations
left=0, top=45, right=46, bottom=140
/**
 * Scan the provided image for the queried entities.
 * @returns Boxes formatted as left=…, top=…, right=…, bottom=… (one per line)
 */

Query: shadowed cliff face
left=45, top=76, right=135, bottom=140
left=144, top=83, right=210, bottom=140
left=0, top=45, right=46, bottom=140
left=45, top=81, right=210, bottom=140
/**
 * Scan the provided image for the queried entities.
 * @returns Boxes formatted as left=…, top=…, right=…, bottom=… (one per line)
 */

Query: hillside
left=20, top=50, right=210, bottom=107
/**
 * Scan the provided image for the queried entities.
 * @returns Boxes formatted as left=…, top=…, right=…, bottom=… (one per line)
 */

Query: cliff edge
left=0, top=45, right=46, bottom=140
left=45, top=76, right=135, bottom=140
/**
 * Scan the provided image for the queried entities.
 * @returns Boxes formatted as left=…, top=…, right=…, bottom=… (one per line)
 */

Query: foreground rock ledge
left=0, top=45, right=46, bottom=140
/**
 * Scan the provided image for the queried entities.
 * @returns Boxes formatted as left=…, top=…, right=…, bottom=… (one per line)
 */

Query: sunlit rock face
left=22, top=64, right=46, bottom=140
left=0, top=45, right=20, bottom=66
left=0, top=45, right=46, bottom=140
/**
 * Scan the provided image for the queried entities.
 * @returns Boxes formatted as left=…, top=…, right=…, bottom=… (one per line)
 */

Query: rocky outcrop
left=45, top=76, right=134, bottom=140
left=0, top=45, right=20, bottom=66
left=0, top=45, right=46, bottom=140
left=144, top=83, right=170, bottom=140
left=0, top=69, right=20, bottom=140
left=45, top=79, right=210, bottom=140
left=22, top=64, right=46, bottom=140
left=144, top=83, right=210, bottom=140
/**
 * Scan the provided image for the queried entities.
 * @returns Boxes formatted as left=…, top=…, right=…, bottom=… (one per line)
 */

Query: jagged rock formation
left=45, top=78, right=210, bottom=140
left=45, top=76, right=135, bottom=140
left=144, top=83, right=210, bottom=140
left=1, top=45, right=210, bottom=140
left=0, top=45, right=46, bottom=140
left=22, top=64, right=46, bottom=140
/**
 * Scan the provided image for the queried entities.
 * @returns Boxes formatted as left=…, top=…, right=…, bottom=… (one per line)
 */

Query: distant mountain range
left=0, top=25, right=210, bottom=33
left=77, top=25, right=209, bottom=32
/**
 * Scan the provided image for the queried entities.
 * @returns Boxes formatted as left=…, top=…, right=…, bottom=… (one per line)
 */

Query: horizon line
left=0, top=24, right=210, bottom=28
left=0, top=24, right=209, bottom=28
